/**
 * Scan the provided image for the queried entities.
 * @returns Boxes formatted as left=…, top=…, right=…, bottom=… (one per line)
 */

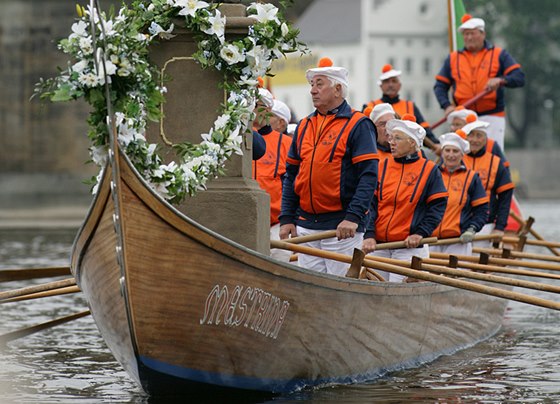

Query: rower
left=362, top=115, right=448, bottom=282
left=457, top=117, right=515, bottom=248
left=431, top=133, right=489, bottom=257
left=253, top=90, right=293, bottom=261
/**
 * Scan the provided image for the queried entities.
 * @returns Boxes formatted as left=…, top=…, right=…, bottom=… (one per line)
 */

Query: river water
left=1, top=200, right=560, bottom=403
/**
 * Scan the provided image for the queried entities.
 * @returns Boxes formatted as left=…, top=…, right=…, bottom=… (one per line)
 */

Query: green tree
left=468, top=0, right=560, bottom=147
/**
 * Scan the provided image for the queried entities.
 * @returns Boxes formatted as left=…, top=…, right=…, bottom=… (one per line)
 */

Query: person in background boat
left=457, top=118, right=514, bottom=248
left=252, top=93, right=293, bottom=262
left=279, top=58, right=379, bottom=276
left=434, top=14, right=525, bottom=150
left=365, top=103, right=395, bottom=163
left=365, top=64, right=441, bottom=156
left=363, top=115, right=448, bottom=282
left=430, top=133, right=489, bottom=257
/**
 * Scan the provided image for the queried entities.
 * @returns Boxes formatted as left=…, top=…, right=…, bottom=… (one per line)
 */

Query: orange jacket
left=252, top=126, right=292, bottom=225
left=432, top=165, right=489, bottom=238
left=280, top=101, right=378, bottom=231
left=370, top=154, right=448, bottom=242
left=463, top=146, right=515, bottom=230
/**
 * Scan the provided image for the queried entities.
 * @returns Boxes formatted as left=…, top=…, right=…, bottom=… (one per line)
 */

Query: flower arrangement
left=35, top=0, right=305, bottom=204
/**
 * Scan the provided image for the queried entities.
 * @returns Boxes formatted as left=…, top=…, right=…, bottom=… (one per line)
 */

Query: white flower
left=281, top=22, right=289, bottom=37
left=219, top=44, right=245, bottom=65
left=214, top=114, right=230, bottom=130
left=70, top=20, right=88, bottom=39
left=248, top=3, right=280, bottom=24
left=71, top=59, right=89, bottom=73
left=90, top=145, right=108, bottom=166
left=78, top=72, right=99, bottom=87
left=203, top=9, right=225, bottom=44
left=79, top=37, right=93, bottom=54
left=176, top=0, right=209, bottom=18
left=148, top=22, right=176, bottom=40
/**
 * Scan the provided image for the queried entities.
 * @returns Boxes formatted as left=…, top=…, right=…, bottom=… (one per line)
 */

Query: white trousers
left=473, top=222, right=496, bottom=249
left=296, top=226, right=364, bottom=277
left=270, top=223, right=292, bottom=262
left=478, top=115, right=505, bottom=150
left=368, top=245, right=430, bottom=283
left=430, top=242, right=472, bottom=257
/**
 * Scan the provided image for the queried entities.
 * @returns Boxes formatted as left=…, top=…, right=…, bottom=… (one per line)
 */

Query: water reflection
left=1, top=201, right=560, bottom=402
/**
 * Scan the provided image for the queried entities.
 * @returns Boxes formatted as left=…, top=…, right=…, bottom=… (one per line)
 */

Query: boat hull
left=71, top=153, right=509, bottom=395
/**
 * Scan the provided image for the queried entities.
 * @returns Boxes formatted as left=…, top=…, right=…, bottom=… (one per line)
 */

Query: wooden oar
left=473, top=247, right=560, bottom=263
left=431, top=251, right=560, bottom=272
left=430, top=89, right=493, bottom=130
left=432, top=234, right=501, bottom=246
left=510, top=211, right=560, bottom=256
left=1, top=285, right=81, bottom=304
left=366, top=254, right=560, bottom=294
left=0, top=278, right=76, bottom=301
left=0, top=266, right=71, bottom=283
left=281, top=231, right=437, bottom=249
left=427, top=254, right=560, bottom=281
left=0, top=310, right=91, bottom=344
left=270, top=240, right=560, bottom=311
left=503, top=236, right=560, bottom=250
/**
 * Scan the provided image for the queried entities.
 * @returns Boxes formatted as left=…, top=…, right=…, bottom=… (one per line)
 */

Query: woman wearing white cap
left=253, top=92, right=293, bottom=262
left=363, top=115, right=448, bottom=282
left=458, top=119, right=515, bottom=247
left=434, top=14, right=525, bottom=150
left=430, top=133, right=489, bottom=257
left=368, top=103, right=395, bottom=163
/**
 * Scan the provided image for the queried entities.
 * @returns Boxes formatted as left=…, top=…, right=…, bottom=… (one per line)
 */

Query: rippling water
left=1, top=201, right=560, bottom=403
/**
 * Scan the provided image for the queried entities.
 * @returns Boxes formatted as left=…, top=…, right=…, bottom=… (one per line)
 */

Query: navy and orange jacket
left=376, top=142, right=392, bottom=164
left=434, top=40, right=525, bottom=116
left=365, top=153, right=448, bottom=242
left=432, top=164, right=489, bottom=239
left=252, top=126, right=292, bottom=226
left=487, top=138, right=510, bottom=168
left=367, top=96, right=439, bottom=146
left=463, top=145, right=515, bottom=230
left=279, top=101, right=378, bottom=231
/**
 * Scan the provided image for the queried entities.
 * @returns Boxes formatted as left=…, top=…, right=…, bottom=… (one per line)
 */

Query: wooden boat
left=70, top=150, right=509, bottom=396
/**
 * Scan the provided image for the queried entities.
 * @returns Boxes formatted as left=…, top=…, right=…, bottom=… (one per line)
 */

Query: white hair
left=326, top=76, right=348, bottom=98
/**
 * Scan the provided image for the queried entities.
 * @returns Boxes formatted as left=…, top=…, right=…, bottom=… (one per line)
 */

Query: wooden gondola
left=70, top=149, right=510, bottom=396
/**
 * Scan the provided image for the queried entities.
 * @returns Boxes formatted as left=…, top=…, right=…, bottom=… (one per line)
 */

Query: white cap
left=306, top=57, right=349, bottom=87
left=271, top=99, right=291, bottom=125
left=440, top=132, right=470, bottom=154
left=461, top=120, right=490, bottom=136
left=447, top=107, right=478, bottom=124
left=458, top=15, right=485, bottom=33
left=370, top=103, right=396, bottom=123
left=377, top=64, right=401, bottom=85
left=386, top=117, right=426, bottom=148
left=258, top=88, right=274, bottom=108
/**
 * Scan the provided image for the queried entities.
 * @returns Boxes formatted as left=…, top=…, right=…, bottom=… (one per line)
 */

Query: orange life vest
left=253, top=130, right=292, bottom=225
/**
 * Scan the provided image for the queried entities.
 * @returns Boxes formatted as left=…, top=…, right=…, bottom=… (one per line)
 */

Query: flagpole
left=447, top=0, right=455, bottom=53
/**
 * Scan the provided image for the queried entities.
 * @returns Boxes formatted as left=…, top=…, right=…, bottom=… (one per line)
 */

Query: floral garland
left=35, top=0, right=305, bottom=204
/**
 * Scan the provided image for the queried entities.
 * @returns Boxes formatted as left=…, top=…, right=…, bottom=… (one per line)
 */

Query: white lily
left=220, top=44, right=245, bottom=65
left=176, top=0, right=210, bottom=18
left=248, top=3, right=280, bottom=24
left=203, top=9, right=226, bottom=44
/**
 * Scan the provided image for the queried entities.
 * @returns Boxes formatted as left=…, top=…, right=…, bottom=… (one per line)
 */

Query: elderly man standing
left=279, top=58, right=378, bottom=276
left=434, top=14, right=525, bottom=150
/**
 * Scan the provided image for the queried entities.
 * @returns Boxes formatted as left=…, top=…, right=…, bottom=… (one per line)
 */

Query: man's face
left=270, top=115, right=287, bottom=133
left=466, top=130, right=487, bottom=153
left=310, top=75, right=339, bottom=112
left=462, top=28, right=485, bottom=52
left=375, top=114, right=394, bottom=146
left=450, top=117, right=467, bottom=132
left=380, top=76, right=401, bottom=98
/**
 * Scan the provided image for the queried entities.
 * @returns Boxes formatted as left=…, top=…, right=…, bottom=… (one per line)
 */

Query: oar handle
left=433, top=234, right=501, bottom=246
left=375, top=237, right=438, bottom=250
left=430, top=89, right=493, bottom=130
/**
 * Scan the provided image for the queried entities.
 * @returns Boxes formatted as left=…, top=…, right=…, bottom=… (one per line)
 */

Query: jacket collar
left=394, top=152, right=420, bottom=164
left=258, top=125, right=273, bottom=135
left=439, top=162, right=468, bottom=174
left=311, top=100, right=352, bottom=119
left=381, top=94, right=400, bottom=104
